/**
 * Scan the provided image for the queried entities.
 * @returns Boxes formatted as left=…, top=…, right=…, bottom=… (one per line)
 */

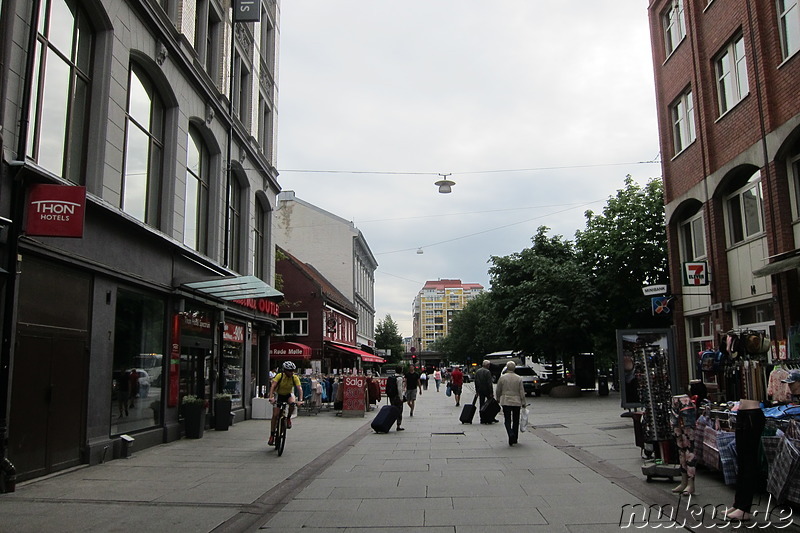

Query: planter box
left=183, top=403, right=206, bottom=438
left=214, top=399, right=232, bottom=431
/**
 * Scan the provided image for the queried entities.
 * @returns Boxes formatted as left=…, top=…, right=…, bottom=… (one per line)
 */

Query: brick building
left=647, top=0, right=800, bottom=397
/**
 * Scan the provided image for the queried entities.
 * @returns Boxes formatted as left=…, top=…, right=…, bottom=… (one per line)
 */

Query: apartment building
left=273, top=191, right=378, bottom=352
left=0, top=0, right=282, bottom=482
left=647, top=0, right=800, bottom=395
left=412, top=279, right=484, bottom=352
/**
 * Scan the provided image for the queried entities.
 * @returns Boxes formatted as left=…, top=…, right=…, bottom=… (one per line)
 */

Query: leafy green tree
left=488, top=227, right=594, bottom=375
left=431, top=292, right=506, bottom=364
left=574, top=176, right=669, bottom=366
left=374, top=314, right=404, bottom=363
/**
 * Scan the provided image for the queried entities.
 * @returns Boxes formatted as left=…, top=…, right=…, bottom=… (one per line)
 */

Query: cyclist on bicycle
left=267, top=361, right=304, bottom=446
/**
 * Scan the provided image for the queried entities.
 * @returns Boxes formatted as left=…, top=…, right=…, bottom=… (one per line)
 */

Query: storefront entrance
left=180, top=346, right=212, bottom=401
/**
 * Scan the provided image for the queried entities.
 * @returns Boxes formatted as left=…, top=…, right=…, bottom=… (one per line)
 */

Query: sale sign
left=342, top=375, right=366, bottom=417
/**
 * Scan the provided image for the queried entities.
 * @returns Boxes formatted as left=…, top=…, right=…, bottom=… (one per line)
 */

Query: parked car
left=502, top=365, right=541, bottom=396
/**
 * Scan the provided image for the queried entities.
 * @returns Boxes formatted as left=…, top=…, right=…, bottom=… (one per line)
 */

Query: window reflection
left=123, top=65, right=164, bottom=225
left=28, top=0, right=92, bottom=184
left=111, top=289, right=166, bottom=435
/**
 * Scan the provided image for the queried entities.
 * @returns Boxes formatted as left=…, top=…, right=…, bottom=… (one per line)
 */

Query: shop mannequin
left=670, top=394, right=697, bottom=495
left=725, top=399, right=765, bottom=521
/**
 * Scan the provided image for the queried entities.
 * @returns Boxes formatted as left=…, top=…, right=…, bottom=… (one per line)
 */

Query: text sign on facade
left=233, top=0, right=261, bottom=22
left=642, top=284, right=668, bottom=296
left=26, top=184, right=86, bottom=237
left=683, top=261, right=709, bottom=286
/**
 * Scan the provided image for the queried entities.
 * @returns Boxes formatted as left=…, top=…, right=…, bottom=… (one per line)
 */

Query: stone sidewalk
left=0, top=383, right=790, bottom=532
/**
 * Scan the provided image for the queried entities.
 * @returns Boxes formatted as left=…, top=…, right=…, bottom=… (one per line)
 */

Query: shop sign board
left=223, top=322, right=244, bottom=343
left=168, top=314, right=181, bottom=407
left=233, top=0, right=260, bottom=22
left=342, top=375, right=366, bottom=417
left=25, top=184, right=86, bottom=237
left=642, top=284, right=667, bottom=296
left=683, top=261, right=709, bottom=286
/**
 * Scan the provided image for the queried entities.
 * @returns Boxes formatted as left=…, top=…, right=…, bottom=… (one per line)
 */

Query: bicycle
left=270, top=400, right=302, bottom=456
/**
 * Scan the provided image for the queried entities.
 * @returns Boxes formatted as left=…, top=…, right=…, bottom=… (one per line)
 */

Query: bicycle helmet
left=282, top=361, right=297, bottom=371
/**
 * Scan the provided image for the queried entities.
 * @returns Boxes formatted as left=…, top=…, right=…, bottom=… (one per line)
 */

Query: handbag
left=717, top=431, right=737, bottom=485
left=520, top=407, right=530, bottom=432
left=446, top=383, right=452, bottom=397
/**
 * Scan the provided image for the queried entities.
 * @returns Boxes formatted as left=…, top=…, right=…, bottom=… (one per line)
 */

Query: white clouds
left=276, top=0, right=660, bottom=337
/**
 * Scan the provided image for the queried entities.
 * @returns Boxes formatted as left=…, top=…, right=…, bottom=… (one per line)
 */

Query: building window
left=663, top=0, right=686, bottom=56
left=27, top=0, right=93, bottom=184
left=185, top=128, right=209, bottom=253
left=257, top=93, right=273, bottom=160
left=726, top=171, right=764, bottom=245
left=790, top=149, right=800, bottom=219
left=228, top=177, right=243, bottom=271
left=680, top=213, right=706, bottom=261
left=260, top=8, right=276, bottom=75
left=122, top=64, right=164, bottom=226
left=194, top=0, right=222, bottom=82
left=276, top=312, right=308, bottom=336
left=686, top=315, right=713, bottom=380
left=232, top=51, right=251, bottom=126
left=716, top=35, right=749, bottom=115
left=778, top=0, right=800, bottom=59
left=253, top=199, right=266, bottom=278
left=671, top=90, right=696, bottom=155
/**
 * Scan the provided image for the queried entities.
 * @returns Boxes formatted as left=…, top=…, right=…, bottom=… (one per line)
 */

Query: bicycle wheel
left=276, top=416, right=287, bottom=456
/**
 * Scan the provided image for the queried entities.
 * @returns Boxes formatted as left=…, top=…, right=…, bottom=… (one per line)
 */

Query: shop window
left=27, top=0, right=93, bottom=184
left=222, top=322, right=245, bottom=408
left=111, top=288, right=166, bottom=435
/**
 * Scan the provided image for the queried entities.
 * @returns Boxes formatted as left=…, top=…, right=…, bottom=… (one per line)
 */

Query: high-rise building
left=412, top=279, right=484, bottom=352
left=646, top=0, right=800, bottom=393
left=0, top=0, right=282, bottom=482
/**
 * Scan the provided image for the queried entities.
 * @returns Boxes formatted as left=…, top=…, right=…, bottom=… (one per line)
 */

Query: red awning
left=270, top=341, right=312, bottom=360
left=327, top=342, right=386, bottom=363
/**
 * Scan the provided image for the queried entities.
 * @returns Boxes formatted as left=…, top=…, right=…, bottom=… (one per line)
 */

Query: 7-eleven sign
left=683, top=261, right=709, bottom=286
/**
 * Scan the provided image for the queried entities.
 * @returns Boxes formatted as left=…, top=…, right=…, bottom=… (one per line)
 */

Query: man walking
left=474, top=360, right=497, bottom=423
left=404, top=366, right=422, bottom=417
left=496, top=361, right=526, bottom=446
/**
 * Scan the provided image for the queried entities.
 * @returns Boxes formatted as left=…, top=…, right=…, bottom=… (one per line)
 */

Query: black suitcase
left=460, top=396, right=478, bottom=424
left=371, top=405, right=400, bottom=433
left=479, top=397, right=501, bottom=423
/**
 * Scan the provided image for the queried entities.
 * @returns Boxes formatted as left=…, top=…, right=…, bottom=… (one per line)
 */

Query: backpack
left=386, top=376, right=399, bottom=398
left=698, top=350, right=723, bottom=374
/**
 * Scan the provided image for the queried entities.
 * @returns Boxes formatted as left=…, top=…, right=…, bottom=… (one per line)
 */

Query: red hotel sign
left=26, top=184, right=86, bottom=237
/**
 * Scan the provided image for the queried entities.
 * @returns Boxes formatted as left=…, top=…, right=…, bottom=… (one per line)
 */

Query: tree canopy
left=374, top=314, right=404, bottom=363
left=431, top=292, right=506, bottom=364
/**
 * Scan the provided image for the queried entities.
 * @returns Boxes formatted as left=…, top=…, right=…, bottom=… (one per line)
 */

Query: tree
left=432, top=292, right=506, bottom=364
left=374, top=314, right=404, bottom=363
left=488, top=227, right=594, bottom=375
left=574, top=176, right=669, bottom=365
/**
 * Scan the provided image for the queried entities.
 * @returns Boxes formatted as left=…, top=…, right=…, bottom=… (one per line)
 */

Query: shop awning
left=270, top=342, right=312, bottom=360
left=181, top=275, right=283, bottom=301
left=753, top=254, right=800, bottom=277
left=327, top=342, right=385, bottom=363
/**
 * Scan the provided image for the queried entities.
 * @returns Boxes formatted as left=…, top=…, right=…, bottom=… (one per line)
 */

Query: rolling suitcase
left=371, top=405, right=400, bottom=433
left=460, top=395, right=478, bottom=424
left=479, top=397, right=501, bottom=423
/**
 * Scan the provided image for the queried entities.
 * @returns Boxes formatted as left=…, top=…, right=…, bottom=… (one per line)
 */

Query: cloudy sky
left=275, top=1, right=663, bottom=338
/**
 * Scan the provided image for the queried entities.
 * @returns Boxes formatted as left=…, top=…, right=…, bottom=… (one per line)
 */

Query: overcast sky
left=275, top=1, right=663, bottom=338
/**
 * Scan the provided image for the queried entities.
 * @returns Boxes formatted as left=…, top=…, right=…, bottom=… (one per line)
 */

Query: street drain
left=535, top=424, right=566, bottom=429
left=431, top=432, right=465, bottom=436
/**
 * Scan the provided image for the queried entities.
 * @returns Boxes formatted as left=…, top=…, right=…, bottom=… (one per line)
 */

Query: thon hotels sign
left=26, top=184, right=86, bottom=237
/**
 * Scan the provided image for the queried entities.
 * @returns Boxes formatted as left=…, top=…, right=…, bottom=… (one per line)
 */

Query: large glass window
left=726, top=172, right=764, bottom=245
left=111, top=289, right=166, bottom=435
left=27, top=0, right=92, bottom=183
left=715, top=35, right=749, bottom=115
left=671, top=90, right=696, bottom=155
left=122, top=65, right=164, bottom=225
left=185, top=128, right=209, bottom=253
left=778, top=0, right=800, bottom=59
left=228, top=177, right=243, bottom=271
left=663, top=0, right=686, bottom=56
